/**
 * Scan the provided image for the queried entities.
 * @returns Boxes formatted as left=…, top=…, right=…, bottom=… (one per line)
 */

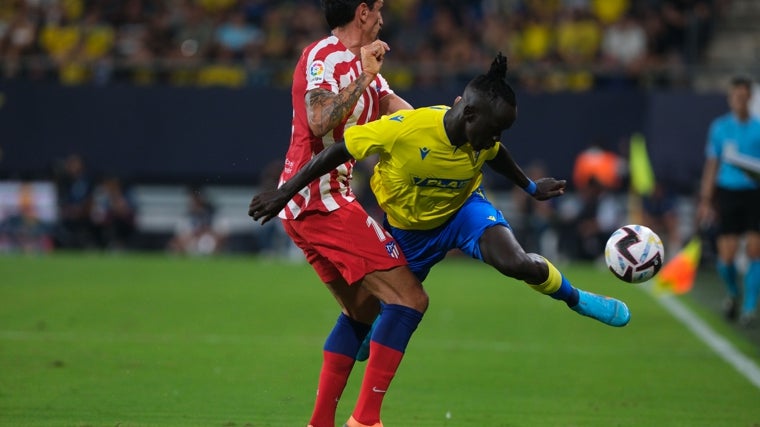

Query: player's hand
left=248, top=190, right=289, bottom=225
left=360, top=40, right=389, bottom=77
left=532, top=177, right=566, bottom=201
left=696, top=199, right=715, bottom=229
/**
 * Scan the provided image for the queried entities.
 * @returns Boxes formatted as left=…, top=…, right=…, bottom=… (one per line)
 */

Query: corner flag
left=629, top=133, right=655, bottom=196
left=653, top=237, right=702, bottom=295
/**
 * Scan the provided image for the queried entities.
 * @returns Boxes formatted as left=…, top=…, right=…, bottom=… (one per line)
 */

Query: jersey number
left=366, top=216, right=387, bottom=242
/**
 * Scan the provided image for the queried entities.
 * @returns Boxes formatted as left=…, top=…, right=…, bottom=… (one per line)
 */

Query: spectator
left=517, top=12, right=553, bottom=63
left=600, top=12, right=647, bottom=82
left=167, top=187, right=226, bottom=255
left=591, top=0, right=629, bottom=25
left=91, top=176, right=137, bottom=250
left=54, top=154, right=96, bottom=249
left=196, top=44, right=246, bottom=87
left=554, top=7, right=601, bottom=91
left=214, top=9, right=261, bottom=59
left=572, top=143, right=626, bottom=191
left=171, top=2, right=214, bottom=61
left=0, top=182, right=54, bottom=254
left=560, top=177, right=623, bottom=260
left=0, top=1, right=38, bottom=79
left=560, top=144, right=626, bottom=260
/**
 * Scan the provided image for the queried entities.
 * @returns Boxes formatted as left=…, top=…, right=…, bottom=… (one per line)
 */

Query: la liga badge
left=308, top=61, right=325, bottom=83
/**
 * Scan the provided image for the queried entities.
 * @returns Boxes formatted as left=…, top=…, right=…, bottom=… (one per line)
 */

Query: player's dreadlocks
left=468, top=52, right=517, bottom=108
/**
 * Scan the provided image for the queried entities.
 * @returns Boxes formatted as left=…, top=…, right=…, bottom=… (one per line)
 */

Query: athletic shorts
left=716, top=188, right=760, bottom=234
left=282, top=201, right=407, bottom=285
left=384, top=188, right=510, bottom=282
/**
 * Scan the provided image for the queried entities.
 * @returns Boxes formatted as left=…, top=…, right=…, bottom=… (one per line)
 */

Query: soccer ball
left=604, top=224, right=665, bottom=283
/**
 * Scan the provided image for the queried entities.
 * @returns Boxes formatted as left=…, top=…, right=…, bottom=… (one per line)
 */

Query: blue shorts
left=384, top=188, right=510, bottom=282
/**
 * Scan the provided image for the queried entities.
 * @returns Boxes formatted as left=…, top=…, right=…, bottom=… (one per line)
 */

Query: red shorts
left=282, top=201, right=407, bottom=285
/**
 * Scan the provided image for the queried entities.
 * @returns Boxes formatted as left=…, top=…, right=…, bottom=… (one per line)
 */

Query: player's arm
left=248, top=142, right=353, bottom=224
left=306, top=40, right=390, bottom=137
left=486, top=144, right=566, bottom=201
left=697, top=156, right=719, bottom=226
left=379, top=93, right=413, bottom=116
left=697, top=122, right=721, bottom=226
left=306, top=76, right=375, bottom=137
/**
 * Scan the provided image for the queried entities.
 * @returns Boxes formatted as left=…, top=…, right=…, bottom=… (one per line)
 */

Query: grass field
left=2, top=253, right=760, bottom=427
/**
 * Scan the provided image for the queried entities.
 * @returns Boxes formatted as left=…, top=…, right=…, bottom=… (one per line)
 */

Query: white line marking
left=651, top=291, right=760, bottom=390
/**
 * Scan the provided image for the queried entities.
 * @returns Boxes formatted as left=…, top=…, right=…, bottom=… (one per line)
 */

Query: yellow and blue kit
left=344, top=106, right=511, bottom=281
left=344, top=106, right=500, bottom=230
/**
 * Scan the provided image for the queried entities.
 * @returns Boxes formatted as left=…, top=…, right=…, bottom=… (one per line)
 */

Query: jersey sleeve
left=344, top=114, right=399, bottom=161
left=305, top=50, right=339, bottom=94
left=375, top=73, right=394, bottom=98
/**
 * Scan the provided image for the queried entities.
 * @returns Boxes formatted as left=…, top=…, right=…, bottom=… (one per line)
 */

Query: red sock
left=309, top=351, right=356, bottom=427
left=352, top=342, right=404, bottom=425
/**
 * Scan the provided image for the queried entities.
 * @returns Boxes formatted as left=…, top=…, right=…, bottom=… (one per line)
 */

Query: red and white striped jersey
left=277, top=35, right=394, bottom=220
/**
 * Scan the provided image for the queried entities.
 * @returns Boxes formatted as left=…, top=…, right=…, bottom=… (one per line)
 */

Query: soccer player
left=270, top=1, right=424, bottom=427
left=697, top=75, right=760, bottom=326
left=250, top=53, right=631, bottom=367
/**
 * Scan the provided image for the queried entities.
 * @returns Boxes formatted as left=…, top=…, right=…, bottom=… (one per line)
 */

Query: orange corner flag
left=654, top=237, right=702, bottom=295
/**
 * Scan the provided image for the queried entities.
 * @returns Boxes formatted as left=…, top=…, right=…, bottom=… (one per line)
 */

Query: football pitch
left=2, top=253, right=760, bottom=427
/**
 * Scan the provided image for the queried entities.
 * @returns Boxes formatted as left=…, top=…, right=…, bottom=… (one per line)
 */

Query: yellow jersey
left=344, top=106, right=500, bottom=230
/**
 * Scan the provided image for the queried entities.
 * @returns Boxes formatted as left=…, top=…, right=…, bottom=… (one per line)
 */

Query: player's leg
left=737, top=191, right=760, bottom=326
left=741, top=231, right=760, bottom=326
left=355, top=217, right=447, bottom=363
left=715, top=189, right=745, bottom=320
left=290, top=202, right=425, bottom=427
left=353, top=210, right=450, bottom=363
left=310, top=277, right=381, bottom=427
left=447, top=190, right=629, bottom=326
left=480, top=224, right=630, bottom=326
left=283, top=216, right=379, bottom=427
left=346, top=266, right=428, bottom=427
left=716, top=233, right=741, bottom=320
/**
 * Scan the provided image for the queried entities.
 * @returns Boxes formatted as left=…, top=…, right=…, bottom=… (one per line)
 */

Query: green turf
left=1, top=253, right=759, bottom=426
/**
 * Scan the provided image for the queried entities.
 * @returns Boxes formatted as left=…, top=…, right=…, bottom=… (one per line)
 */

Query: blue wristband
left=524, top=180, right=537, bottom=196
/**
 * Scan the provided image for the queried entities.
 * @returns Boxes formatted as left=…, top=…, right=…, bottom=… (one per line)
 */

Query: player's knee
left=406, top=286, right=429, bottom=313
left=392, top=278, right=429, bottom=313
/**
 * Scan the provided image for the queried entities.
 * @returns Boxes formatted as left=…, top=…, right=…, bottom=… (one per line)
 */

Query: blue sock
left=742, top=260, right=760, bottom=315
left=550, top=275, right=580, bottom=307
left=717, top=260, right=739, bottom=298
left=371, top=304, right=422, bottom=353
left=324, top=313, right=372, bottom=358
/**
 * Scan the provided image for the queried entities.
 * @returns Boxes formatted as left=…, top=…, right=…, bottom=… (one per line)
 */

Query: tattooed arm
left=305, top=73, right=376, bottom=137
left=305, top=40, right=390, bottom=137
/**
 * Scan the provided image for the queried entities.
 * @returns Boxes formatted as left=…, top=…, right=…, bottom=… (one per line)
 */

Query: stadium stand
left=0, top=0, right=754, bottom=255
left=0, top=0, right=729, bottom=91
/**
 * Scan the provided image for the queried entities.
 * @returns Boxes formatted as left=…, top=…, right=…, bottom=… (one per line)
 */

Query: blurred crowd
left=0, top=0, right=726, bottom=91
left=0, top=154, right=230, bottom=255
left=1, top=148, right=685, bottom=264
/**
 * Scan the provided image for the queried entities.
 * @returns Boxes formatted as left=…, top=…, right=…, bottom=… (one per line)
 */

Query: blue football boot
left=571, top=289, right=631, bottom=327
